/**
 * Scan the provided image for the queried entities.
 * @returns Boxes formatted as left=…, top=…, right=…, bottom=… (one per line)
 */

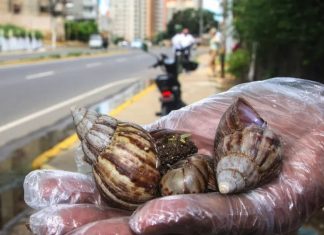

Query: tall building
left=109, top=0, right=149, bottom=41
left=109, top=0, right=133, bottom=41
left=64, top=0, right=98, bottom=21
left=109, top=0, right=166, bottom=41
left=152, top=0, right=166, bottom=34
left=109, top=0, right=201, bottom=41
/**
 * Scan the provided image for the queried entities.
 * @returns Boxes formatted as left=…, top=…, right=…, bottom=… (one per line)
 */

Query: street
left=0, top=48, right=166, bottom=148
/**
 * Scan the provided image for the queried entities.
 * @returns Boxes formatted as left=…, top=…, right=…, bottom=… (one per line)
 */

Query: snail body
left=160, top=154, right=217, bottom=196
left=72, top=107, right=161, bottom=210
left=150, top=129, right=198, bottom=174
left=214, top=97, right=282, bottom=194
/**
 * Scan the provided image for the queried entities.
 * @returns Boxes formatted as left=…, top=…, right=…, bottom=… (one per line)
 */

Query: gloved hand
left=24, top=78, right=324, bottom=235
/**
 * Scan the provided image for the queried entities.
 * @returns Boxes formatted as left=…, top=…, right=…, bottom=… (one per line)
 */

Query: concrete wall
left=0, top=13, right=65, bottom=40
left=0, top=13, right=51, bottom=32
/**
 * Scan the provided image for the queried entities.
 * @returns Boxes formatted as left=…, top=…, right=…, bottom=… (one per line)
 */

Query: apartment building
left=109, top=0, right=165, bottom=41
left=153, top=0, right=166, bottom=33
left=0, top=0, right=52, bottom=34
left=108, top=0, right=202, bottom=41
left=64, top=0, right=98, bottom=21
left=109, top=0, right=133, bottom=41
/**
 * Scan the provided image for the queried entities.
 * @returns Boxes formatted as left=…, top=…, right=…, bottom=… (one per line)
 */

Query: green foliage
left=65, top=20, right=98, bottom=42
left=112, top=36, right=125, bottom=45
left=34, top=30, right=43, bottom=40
left=227, top=49, right=250, bottom=79
left=152, top=31, right=168, bottom=45
left=49, top=54, right=61, bottom=59
left=0, top=24, right=43, bottom=39
left=232, top=0, right=324, bottom=81
left=167, top=8, right=218, bottom=37
left=67, top=52, right=82, bottom=57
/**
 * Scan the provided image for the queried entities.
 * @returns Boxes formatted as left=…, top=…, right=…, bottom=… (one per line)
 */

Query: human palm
left=24, top=78, right=324, bottom=235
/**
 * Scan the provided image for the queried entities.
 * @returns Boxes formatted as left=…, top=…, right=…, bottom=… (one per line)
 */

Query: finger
left=24, top=170, right=103, bottom=209
left=28, top=204, right=131, bottom=235
left=130, top=131, right=324, bottom=235
left=144, top=78, right=323, bottom=156
left=66, top=217, right=134, bottom=235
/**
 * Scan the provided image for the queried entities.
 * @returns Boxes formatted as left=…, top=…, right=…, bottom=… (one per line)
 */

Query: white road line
left=86, top=62, right=102, bottom=68
left=116, top=58, right=126, bottom=63
left=25, top=71, right=54, bottom=80
left=0, top=77, right=139, bottom=133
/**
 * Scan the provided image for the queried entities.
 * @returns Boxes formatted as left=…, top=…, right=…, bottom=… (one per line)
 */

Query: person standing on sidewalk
left=209, top=27, right=221, bottom=77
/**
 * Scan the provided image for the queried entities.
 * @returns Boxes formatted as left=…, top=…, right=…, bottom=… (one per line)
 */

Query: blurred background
left=0, top=0, right=323, bottom=234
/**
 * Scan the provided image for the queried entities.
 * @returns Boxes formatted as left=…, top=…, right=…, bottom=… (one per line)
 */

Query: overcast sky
left=203, top=0, right=221, bottom=13
left=203, top=0, right=223, bottom=21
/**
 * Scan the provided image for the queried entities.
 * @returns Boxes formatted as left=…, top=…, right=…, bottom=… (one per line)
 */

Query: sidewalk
left=40, top=53, right=238, bottom=172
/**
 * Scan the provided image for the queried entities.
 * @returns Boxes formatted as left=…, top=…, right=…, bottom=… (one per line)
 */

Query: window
left=13, top=3, right=22, bottom=14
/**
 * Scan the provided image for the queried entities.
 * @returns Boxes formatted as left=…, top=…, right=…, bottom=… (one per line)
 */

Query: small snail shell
left=214, top=97, right=282, bottom=194
left=72, top=107, right=161, bottom=210
left=160, top=154, right=217, bottom=196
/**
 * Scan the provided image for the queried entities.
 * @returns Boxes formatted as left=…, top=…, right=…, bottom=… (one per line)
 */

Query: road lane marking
left=0, top=77, right=139, bottom=134
left=25, top=71, right=54, bottom=80
left=85, top=62, right=102, bottom=68
left=32, top=83, right=156, bottom=169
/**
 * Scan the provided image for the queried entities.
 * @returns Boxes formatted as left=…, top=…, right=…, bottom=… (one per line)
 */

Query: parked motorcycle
left=142, top=44, right=198, bottom=116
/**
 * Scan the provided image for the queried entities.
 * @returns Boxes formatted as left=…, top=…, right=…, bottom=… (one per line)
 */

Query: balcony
left=82, top=10, right=97, bottom=19
left=83, top=0, right=97, bottom=7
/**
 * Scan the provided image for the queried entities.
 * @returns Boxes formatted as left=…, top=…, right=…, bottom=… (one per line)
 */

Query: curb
left=31, top=82, right=156, bottom=169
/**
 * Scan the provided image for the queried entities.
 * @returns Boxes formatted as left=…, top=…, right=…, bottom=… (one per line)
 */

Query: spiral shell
left=160, top=154, right=217, bottom=196
left=214, top=97, right=282, bottom=194
left=72, top=107, right=161, bottom=210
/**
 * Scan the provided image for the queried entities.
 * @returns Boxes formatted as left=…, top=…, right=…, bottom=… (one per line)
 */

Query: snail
left=150, top=129, right=198, bottom=174
left=71, top=107, right=161, bottom=210
left=160, top=154, right=217, bottom=196
left=214, top=97, right=282, bottom=194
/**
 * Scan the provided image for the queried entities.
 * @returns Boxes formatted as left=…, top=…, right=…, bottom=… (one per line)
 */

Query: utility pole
left=220, top=0, right=228, bottom=78
left=199, top=0, right=204, bottom=37
left=49, top=0, right=62, bottom=50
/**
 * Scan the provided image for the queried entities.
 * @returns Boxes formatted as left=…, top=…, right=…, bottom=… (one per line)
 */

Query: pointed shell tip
left=218, top=182, right=231, bottom=194
left=71, top=106, right=86, bottom=126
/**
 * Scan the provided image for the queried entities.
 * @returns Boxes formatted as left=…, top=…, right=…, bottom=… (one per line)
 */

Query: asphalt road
left=0, top=48, right=168, bottom=147
left=0, top=47, right=114, bottom=63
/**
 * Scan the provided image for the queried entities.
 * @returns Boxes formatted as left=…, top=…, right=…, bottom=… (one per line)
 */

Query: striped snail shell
left=160, top=154, right=217, bottom=196
left=214, top=97, right=282, bottom=194
left=71, top=107, right=161, bottom=210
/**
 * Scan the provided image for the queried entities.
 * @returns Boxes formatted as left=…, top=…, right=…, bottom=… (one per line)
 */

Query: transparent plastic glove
left=24, top=77, right=324, bottom=235
left=130, top=77, right=324, bottom=235
left=24, top=170, right=131, bottom=234
left=24, top=170, right=103, bottom=209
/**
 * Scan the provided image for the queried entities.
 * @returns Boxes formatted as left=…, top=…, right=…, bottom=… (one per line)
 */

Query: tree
left=65, top=20, right=98, bottom=42
left=232, top=0, right=324, bottom=82
left=166, top=8, right=218, bottom=37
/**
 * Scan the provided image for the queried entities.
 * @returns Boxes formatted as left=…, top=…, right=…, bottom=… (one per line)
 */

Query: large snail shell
left=214, top=97, right=282, bottom=194
left=160, top=154, right=217, bottom=196
left=72, top=107, right=161, bottom=210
